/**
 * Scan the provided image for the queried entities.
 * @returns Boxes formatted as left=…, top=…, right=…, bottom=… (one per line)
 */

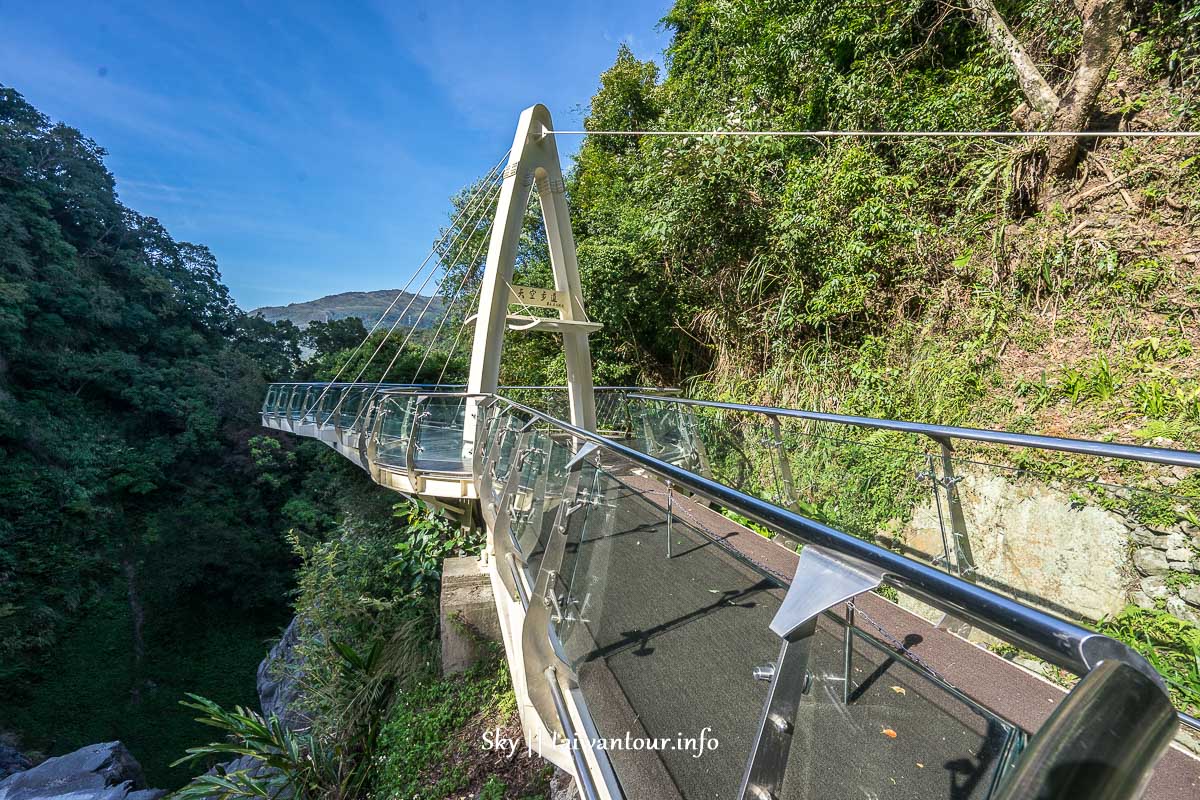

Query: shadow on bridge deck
left=559, top=471, right=1011, bottom=800
left=600, top=475, right=1200, bottom=800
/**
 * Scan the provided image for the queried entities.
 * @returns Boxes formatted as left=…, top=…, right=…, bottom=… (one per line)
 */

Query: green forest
left=2, top=0, right=1199, bottom=797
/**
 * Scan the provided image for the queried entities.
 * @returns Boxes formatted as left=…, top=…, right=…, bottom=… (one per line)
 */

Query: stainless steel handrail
left=625, top=393, right=1200, bottom=468
left=264, top=382, right=679, bottom=391
left=490, top=396, right=1165, bottom=688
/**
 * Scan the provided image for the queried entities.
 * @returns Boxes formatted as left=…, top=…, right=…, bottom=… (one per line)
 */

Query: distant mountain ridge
left=252, top=289, right=445, bottom=329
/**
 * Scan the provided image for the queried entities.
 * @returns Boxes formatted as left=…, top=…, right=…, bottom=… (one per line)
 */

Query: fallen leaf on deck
left=891, top=685, right=906, bottom=695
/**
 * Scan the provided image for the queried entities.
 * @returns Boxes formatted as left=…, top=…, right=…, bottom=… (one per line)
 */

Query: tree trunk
left=967, top=0, right=1060, bottom=119
left=1046, top=0, right=1127, bottom=177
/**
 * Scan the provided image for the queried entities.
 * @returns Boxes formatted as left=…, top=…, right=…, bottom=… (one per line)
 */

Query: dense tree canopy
left=0, top=86, right=388, bottom=783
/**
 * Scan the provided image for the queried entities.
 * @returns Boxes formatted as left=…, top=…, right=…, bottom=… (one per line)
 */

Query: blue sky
left=0, top=0, right=673, bottom=310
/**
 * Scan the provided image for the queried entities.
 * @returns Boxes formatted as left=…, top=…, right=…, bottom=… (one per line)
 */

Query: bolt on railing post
left=922, top=452, right=955, bottom=574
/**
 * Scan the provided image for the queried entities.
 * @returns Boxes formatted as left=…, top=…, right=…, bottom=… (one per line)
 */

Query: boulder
left=1165, top=546, right=1195, bottom=564
left=1151, top=532, right=1188, bottom=552
left=0, top=741, right=163, bottom=800
left=1167, top=596, right=1200, bottom=627
left=1138, top=575, right=1169, bottom=600
left=1130, top=590, right=1158, bottom=611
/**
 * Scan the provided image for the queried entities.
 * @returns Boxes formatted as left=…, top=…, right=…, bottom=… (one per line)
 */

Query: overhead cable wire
left=546, top=128, right=1200, bottom=139
left=302, top=149, right=510, bottom=418
left=324, top=150, right=507, bottom=388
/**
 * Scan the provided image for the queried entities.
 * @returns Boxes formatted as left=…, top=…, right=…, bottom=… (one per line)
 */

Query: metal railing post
left=934, top=437, right=978, bottom=581
left=738, top=546, right=884, bottom=800
left=768, top=414, right=800, bottom=511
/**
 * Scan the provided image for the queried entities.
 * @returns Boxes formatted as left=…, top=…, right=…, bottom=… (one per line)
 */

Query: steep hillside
left=253, top=289, right=445, bottom=330
left=492, top=0, right=1200, bottom=450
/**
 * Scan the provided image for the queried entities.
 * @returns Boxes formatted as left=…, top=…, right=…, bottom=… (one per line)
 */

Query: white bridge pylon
left=465, top=104, right=601, bottom=455
left=464, top=106, right=610, bottom=789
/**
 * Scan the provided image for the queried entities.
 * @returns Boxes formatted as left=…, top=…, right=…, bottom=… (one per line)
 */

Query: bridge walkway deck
left=584, top=473, right=1200, bottom=800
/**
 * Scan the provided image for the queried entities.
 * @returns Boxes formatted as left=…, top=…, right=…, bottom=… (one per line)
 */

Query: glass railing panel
left=316, top=386, right=341, bottom=426
left=488, top=413, right=527, bottom=507
left=550, top=459, right=783, bottom=799
left=776, top=420, right=932, bottom=546
left=374, top=395, right=417, bottom=469
left=517, top=432, right=570, bottom=579
left=595, top=390, right=636, bottom=437
left=504, top=429, right=562, bottom=571
left=413, top=395, right=469, bottom=473
left=779, top=612, right=1019, bottom=800
left=271, top=385, right=291, bottom=414
left=297, top=387, right=318, bottom=424
left=262, top=386, right=278, bottom=415
left=338, top=388, right=365, bottom=428
left=347, top=390, right=379, bottom=436
left=286, top=386, right=305, bottom=419
left=622, top=397, right=706, bottom=472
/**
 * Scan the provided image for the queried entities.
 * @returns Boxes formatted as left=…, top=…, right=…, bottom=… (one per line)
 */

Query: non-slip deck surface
left=550, top=471, right=1009, bottom=799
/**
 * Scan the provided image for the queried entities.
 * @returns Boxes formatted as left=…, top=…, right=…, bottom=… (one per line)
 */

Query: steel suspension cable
left=409, top=209, right=497, bottom=382
left=371, top=179, right=505, bottom=388
left=347, top=178, right=506, bottom=430
left=301, top=149, right=510, bottom=418
left=334, top=168, right=505, bottom=413
left=435, top=279, right=485, bottom=385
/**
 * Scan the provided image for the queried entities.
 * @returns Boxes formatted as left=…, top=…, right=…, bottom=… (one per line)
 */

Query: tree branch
left=967, top=0, right=1060, bottom=118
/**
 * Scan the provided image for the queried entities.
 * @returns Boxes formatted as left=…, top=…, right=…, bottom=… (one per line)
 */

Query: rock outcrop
left=256, top=616, right=307, bottom=733
left=0, top=742, right=164, bottom=800
left=0, top=746, right=31, bottom=781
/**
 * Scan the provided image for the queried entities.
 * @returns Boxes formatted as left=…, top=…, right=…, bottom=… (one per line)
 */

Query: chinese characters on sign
left=509, top=284, right=567, bottom=312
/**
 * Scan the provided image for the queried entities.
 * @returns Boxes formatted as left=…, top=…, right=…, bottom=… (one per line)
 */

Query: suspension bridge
left=260, top=105, right=1200, bottom=799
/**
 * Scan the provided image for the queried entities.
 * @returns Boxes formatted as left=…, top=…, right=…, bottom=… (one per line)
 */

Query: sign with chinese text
left=508, top=284, right=567, bottom=312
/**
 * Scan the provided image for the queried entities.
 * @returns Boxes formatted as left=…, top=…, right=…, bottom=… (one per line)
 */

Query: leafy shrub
left=170, top=695, right=341, bottom=800
left=1097, top=606, right=1200, bottom=715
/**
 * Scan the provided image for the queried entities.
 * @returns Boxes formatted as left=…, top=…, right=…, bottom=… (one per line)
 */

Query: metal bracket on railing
left=665, top=480, right=674, bottom=559
left=519, top=438, right=617, bottom=788
left=738, top=546, right=884, bottom=800
left=767, top=414, right=802, bottom=512
left=491, top=436, right=533, bottom=603
left=404, top=401, right=431, bottom=477
left=506, top=552, right=529, bottom=610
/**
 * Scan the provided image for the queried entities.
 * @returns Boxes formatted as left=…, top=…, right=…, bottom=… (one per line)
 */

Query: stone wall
left=893, top=466, right=1200, bottom=626
left=1128, top=520, right=1200, bottom=626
